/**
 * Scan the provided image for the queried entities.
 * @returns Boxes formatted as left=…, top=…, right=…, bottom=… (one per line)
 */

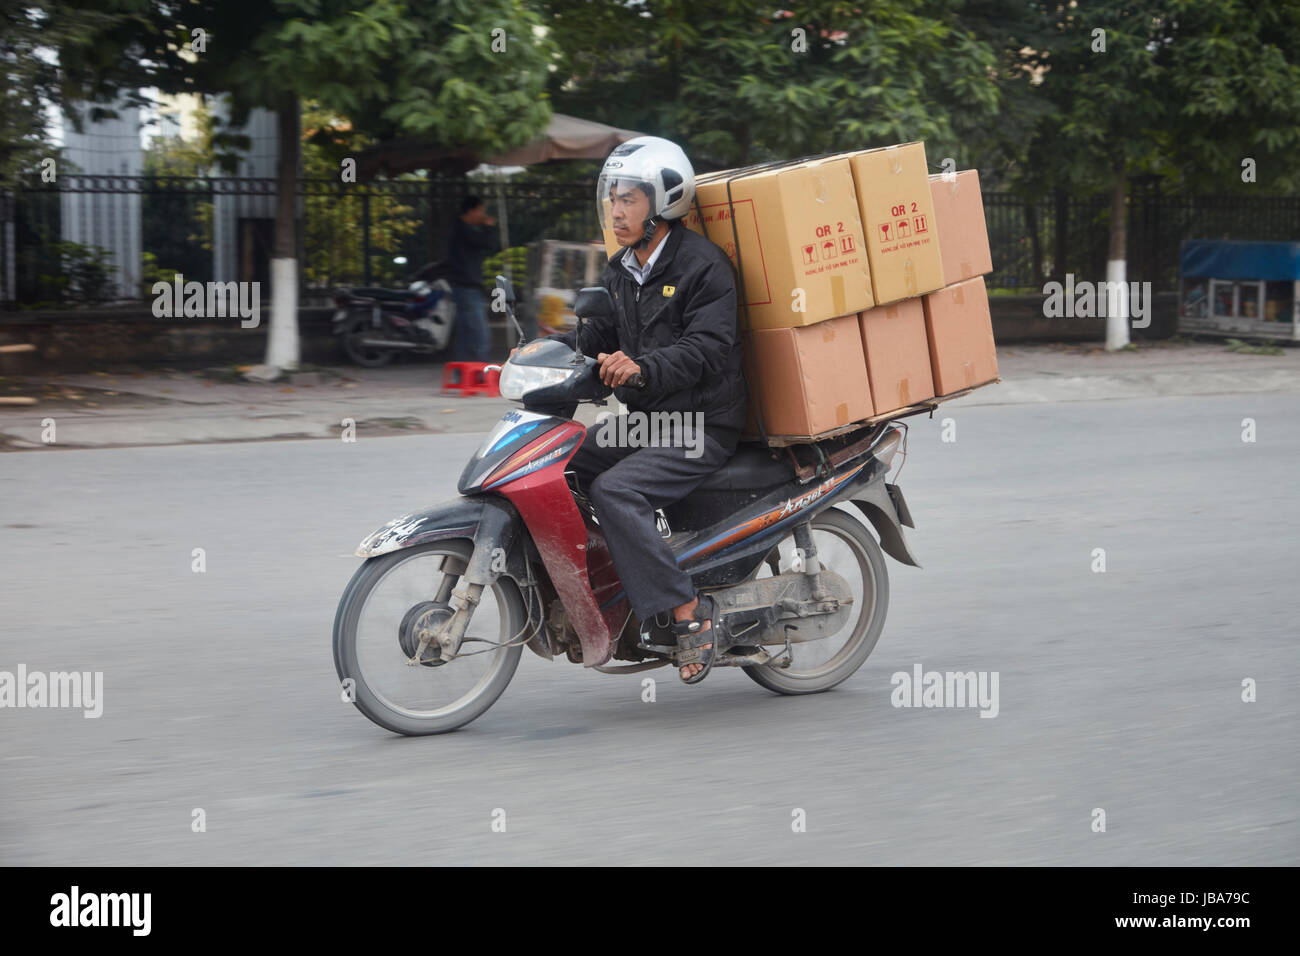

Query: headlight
left=498, top=361, right=578, bottom=401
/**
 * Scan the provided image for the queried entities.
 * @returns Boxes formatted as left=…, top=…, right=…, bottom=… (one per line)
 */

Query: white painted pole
left=266, top=258, right=299, bottom=369
left=1105, top=258, right=1130, bottom=350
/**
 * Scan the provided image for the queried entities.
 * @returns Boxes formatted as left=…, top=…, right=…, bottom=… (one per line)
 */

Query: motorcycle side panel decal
left=479, top=409, right=550, bottom=456
left=483, top=430, right=581, bottom=490
left=596, top=461, right=873, bottom=612
left=676, top=462, right=869, bottom=564
left=459, top=415, right=567, bottom=494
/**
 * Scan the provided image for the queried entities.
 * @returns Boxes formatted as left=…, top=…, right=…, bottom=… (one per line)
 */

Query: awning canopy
left=484, top=113, right=642, bottom=166
left=1181, top=240, right=1300, bottom=281
left=355, top=113, right=644, bottom=178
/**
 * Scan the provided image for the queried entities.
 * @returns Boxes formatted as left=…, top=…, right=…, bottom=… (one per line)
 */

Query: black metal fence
left=0, top=175, right=593, bottom=307
left=3, top=174, right=1297, bottom=308
left=983, top=185, right=1300, bottom=291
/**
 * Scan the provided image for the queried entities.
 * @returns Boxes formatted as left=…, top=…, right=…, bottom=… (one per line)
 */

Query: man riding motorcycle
left=550, top=136, right=748, bottom=684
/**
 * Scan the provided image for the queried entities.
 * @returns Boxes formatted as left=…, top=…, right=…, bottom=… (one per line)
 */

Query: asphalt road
left=1, top=392, right=1296, bottom=865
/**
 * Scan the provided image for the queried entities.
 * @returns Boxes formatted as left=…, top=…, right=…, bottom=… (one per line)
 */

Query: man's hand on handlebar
left=597, top=351, right=642, bottom=388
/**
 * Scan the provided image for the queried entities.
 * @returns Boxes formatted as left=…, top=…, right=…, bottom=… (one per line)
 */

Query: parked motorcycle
left=332, top=263, right=456, bottom=367
left=333, top=275, right=921, bottom=735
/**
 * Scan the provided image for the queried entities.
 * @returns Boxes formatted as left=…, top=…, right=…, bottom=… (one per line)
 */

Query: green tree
left=545, top=0, right=1002, bottom=170
left=300, top=104, right=421, bottom=288
left=1020, top=0, right=1300, bottom=347
left=48, top=0, right=555, bottom=368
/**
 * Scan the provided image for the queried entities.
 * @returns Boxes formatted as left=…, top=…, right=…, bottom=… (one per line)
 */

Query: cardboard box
left=858, top=298, right=935, bottom=414
left=845, top=143, right=945, bottom=305
left=929, top=170, right=993, bottom=286
left=680, top=158, right=873, bottom=330
left=742, top=314, right=874, bottom=438
left=921, top=276, right=999, bottom=395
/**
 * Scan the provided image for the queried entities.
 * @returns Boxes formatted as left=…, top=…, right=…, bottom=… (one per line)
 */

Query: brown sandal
left=673, top=593, right=719, bottom=684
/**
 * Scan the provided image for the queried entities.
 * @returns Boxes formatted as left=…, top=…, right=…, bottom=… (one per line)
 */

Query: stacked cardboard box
left=601, top=145, right=998, bottom=441
left=922, top=170, right=997, bottom=399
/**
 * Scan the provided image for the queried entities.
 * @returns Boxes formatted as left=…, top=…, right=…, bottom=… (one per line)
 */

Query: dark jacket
left=445, top=218, right=497, bottom=288
left=554, top=221, right=748, bottom=451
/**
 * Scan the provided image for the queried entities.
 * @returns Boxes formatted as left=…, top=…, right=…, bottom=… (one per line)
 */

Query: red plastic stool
left=440, top=362, right=500, bottom=397
left=476, top=366, right=501, bottom=397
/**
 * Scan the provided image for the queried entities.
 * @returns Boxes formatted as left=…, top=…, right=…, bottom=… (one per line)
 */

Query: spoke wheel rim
left=354, top=550, right=512, bottom=719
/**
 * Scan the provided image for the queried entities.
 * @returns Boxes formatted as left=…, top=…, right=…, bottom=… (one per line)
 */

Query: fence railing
left=3, top=175, right=1297, bottom=308
left=1, top=175, right=593, bottom=307
left=983, top=188, right=1300, bottom=292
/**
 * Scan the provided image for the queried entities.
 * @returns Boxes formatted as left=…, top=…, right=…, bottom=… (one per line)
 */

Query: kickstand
left=765, top=626, right=796, bottom=668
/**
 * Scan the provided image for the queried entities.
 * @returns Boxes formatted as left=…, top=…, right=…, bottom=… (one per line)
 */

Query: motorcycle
left=332, top=275, right=921, bottom=735
left=331, top=264, right=456, bottom=367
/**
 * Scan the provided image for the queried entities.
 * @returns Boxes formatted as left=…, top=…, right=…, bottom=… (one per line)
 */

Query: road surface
left=1, top=392, right=1296, bottom=865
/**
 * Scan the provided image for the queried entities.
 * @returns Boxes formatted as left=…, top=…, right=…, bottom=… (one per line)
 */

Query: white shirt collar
left=621, top=234, right=667, bottom=285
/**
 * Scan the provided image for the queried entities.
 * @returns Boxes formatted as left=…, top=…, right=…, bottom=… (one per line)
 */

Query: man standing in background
left=446, top=195, right=497, bottom=362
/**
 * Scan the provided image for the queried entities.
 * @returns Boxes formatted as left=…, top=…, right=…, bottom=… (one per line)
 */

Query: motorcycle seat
left=692, top=442, right=795, bottom=492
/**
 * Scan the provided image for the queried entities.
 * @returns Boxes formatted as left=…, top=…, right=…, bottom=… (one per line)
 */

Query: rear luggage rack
left=769, top=380, right=1000, bottom=482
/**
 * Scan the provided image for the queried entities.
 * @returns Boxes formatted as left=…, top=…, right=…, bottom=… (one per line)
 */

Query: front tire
left=742, top=507, right=890, bottom=696
left=333, top=541, right=525, bottom=735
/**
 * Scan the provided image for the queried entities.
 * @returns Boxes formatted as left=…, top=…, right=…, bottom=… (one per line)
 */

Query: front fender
left=356, top=495, right=489, bottom=558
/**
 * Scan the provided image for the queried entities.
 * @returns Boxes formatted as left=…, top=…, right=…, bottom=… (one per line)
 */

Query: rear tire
left=742, top=507, right=890, bottom=696
left=340, top=315, right=397, bottom=367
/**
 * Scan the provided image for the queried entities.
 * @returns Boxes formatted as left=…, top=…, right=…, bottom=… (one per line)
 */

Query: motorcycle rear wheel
left=340, top=315, right=398, bottom=367
left=333, top=541, right=526, bottom=735
left=742, top=507, right=890, bottom=695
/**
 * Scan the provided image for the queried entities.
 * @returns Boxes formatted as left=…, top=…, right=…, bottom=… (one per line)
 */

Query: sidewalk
left=1, top=341, right=1296, bottom=451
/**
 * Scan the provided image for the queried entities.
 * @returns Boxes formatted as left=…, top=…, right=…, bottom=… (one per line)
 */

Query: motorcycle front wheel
left=333, top=541, right=526, bottom=735
left=742, top=506, right=890, bottom=695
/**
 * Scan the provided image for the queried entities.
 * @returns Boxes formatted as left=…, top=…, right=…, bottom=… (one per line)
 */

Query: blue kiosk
left=1179, top=239, right=1300, bottom=342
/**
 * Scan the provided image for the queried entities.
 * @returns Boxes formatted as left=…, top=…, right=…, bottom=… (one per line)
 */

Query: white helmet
left=597, top=136, right=696, bottom=248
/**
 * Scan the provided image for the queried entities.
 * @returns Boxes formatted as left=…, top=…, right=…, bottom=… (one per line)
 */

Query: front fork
left=412, top=502, right=515, bottom=664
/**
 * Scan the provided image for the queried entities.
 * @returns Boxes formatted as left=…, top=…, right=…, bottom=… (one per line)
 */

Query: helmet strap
left=633, top=216, right=661, bottom=250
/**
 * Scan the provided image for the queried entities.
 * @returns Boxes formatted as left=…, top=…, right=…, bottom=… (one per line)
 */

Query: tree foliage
left=545, top=0, right=1003, bottom=170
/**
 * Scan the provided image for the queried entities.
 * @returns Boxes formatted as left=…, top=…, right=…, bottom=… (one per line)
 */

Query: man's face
left=609, top=182, right=652, bottom=246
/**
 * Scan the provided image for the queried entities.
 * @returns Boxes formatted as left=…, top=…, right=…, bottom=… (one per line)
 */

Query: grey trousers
left=566, top=419, right=732, bottom=621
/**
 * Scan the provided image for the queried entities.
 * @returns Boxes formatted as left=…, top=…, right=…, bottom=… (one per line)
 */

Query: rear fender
left=847, top=479, right=921, bottom=568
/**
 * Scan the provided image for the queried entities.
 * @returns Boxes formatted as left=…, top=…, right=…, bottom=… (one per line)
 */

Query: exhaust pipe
left=359, top=338, right=421, bottom=349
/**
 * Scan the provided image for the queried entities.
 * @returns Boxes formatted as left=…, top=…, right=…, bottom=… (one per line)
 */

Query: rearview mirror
left=573, top=286, right=614, bottom=321
left=494, top=274, right=516, bottom=307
